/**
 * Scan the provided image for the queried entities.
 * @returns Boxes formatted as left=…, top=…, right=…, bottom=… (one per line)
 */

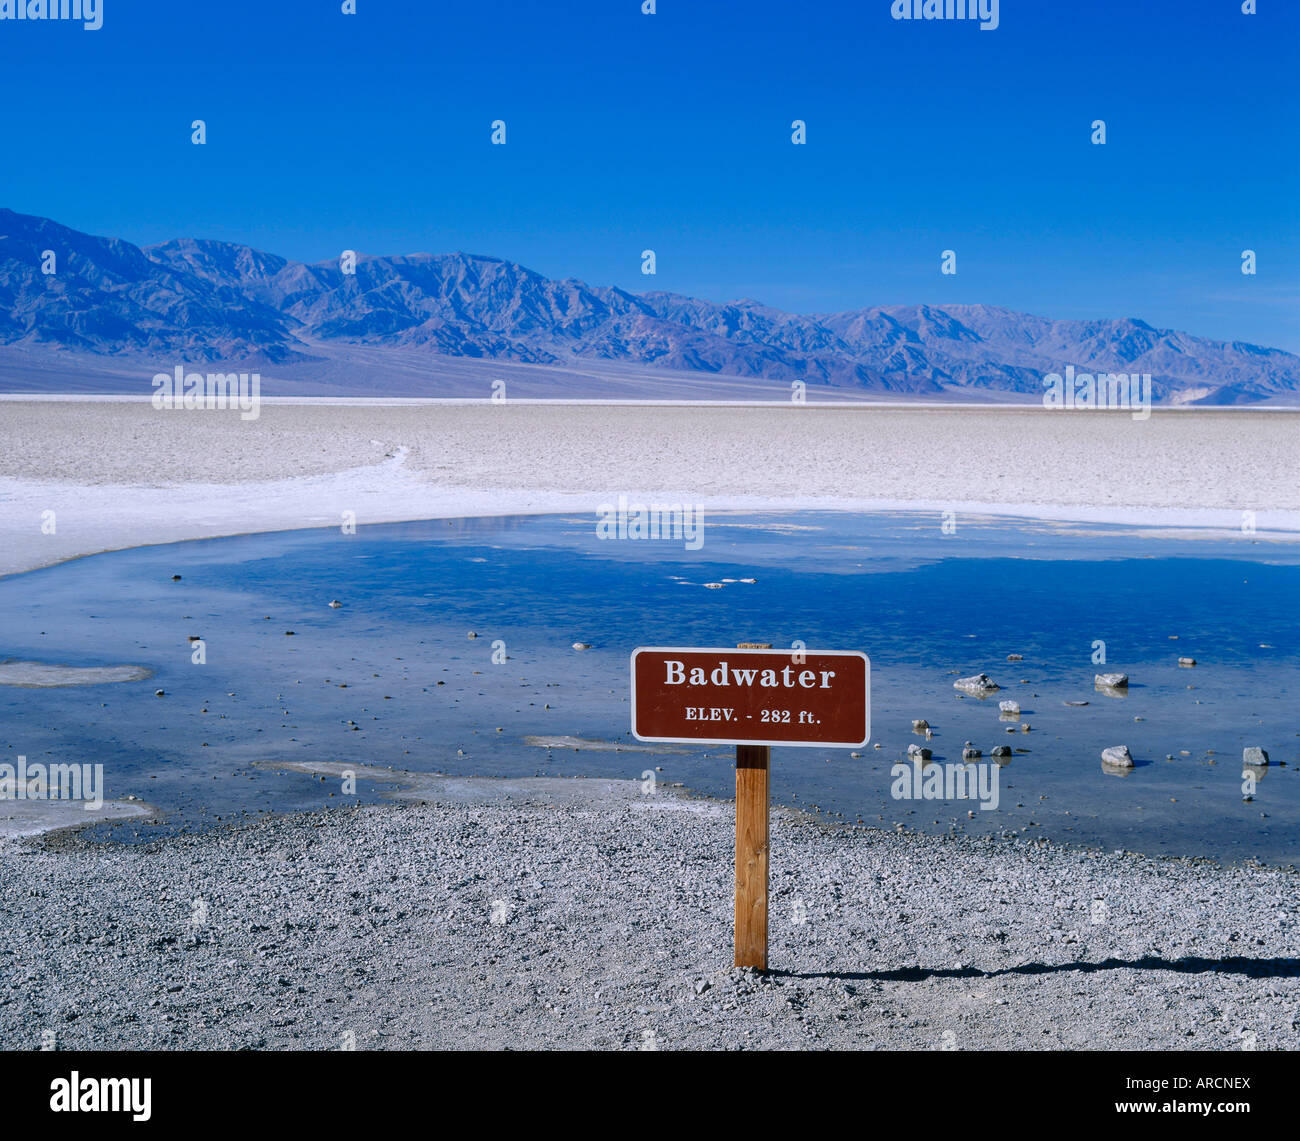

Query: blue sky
left=1, top=0, right=1296, bottom=350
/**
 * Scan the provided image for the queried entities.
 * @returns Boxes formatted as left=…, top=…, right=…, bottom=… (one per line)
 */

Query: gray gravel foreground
left=1, top=774, right=1297, bottom=1052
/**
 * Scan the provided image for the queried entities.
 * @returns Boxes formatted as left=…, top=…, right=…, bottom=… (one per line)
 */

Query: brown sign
left=630, top=646, right=870, bottom=748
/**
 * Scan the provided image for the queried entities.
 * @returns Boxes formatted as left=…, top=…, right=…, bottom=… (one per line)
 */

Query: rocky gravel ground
left=1, top=772, right=1297, bottom=1051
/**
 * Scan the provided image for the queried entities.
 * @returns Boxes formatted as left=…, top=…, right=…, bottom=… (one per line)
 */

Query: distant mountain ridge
left=2, top=207, right=1297, bottom=403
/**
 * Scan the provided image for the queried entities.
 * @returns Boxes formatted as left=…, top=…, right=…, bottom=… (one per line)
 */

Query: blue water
left=1, top=511, right=1297, bottom=863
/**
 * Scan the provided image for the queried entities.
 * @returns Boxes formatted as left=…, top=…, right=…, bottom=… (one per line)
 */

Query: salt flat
left=0, top=399, right=1296, bottom=577
left=2, top=774, right=1295, bottom=1050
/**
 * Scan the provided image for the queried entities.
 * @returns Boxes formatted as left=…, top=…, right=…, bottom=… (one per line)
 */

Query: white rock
left=1101, top=745, right=1134, bottom=767
left=954, top=673, right=999, bottom=694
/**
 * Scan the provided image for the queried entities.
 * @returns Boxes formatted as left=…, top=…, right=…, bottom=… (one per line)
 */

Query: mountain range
left=1, top=207, right=1296, bottom=404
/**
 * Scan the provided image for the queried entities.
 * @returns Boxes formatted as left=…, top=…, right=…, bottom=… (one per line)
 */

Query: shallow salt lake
left=1, top=511, right=1297, bottom=864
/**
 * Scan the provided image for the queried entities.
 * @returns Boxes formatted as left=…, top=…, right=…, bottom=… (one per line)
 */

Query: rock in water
left=911, top=719, right=929, bottom=731
left=572, top=642, right=591, bottom=651
left=1101, top=745, right=1134, bottom=767
left=1243, top=747, right=1270, bottom=767
left=998, top=700, right=1020, bottom=715
left=962, top=747, right=981, bottom=760
left=991, top=745, right=1012, bottom=757
left=953, top=673, right=999, bottom=695
left=906, top=744, right=932, bottom=761
left=1178, top=657, right=1197, bottom=667
left=328, top=600, right=342, bottom=608
left=1095, top=673, right=1129, bottom=688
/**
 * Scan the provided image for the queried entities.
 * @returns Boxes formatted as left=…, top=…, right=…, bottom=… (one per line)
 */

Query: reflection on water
left=0, top=511, right=1296, bottom=863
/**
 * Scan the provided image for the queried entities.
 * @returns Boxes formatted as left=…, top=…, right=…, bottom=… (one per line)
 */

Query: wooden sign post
left=630, top=643, right=870, bottom=972
left=734, top=742, right=770, bottom=967
left=733, top=642, right=771, bottom=969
